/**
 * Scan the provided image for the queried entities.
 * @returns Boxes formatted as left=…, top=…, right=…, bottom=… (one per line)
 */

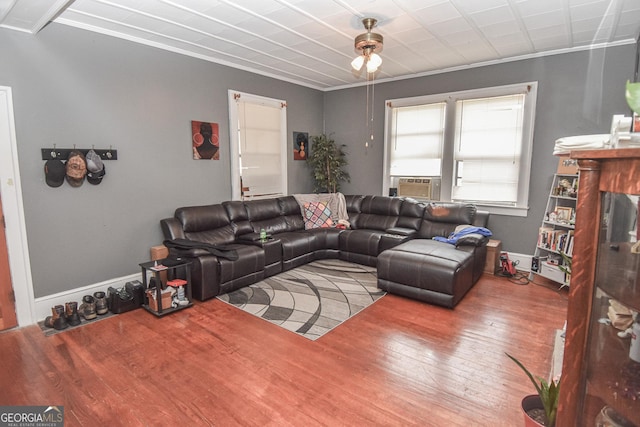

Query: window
left=228, top=91, right=287, bottom=200
left=383, top=82, right=537, bottom=216
left=389, top=103, right=445, bottom=177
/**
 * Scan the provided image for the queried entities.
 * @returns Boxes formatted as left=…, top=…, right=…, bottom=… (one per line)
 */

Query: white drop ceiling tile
left=393, top=0, right=450, bottom=13
left=378, top=13, right=422, bottom=33
left=200, top=3, right=253, bottom=26
left=411, top=2, right=462, bottom=26
left=390, top=27, right=437, bottom=44
left=480, top=21, right=523, bottom=38
left=342, top=0, right=406, bottom=17
left=614, top=23, right=640, bottom=40
left=288, top=0, right=347, bottom=18
left=453, top=0, right=509, bottom=15
left=618, top=9, right=640, bottom=27
left=428, top=17, right=474, bottom=37
left=569, top=1, right=613, bottom=21
left=493, top=41, right=533, bottom=57
left=528, top=24, right=569, bottom=40
left=445, top=30, right=487, bottom=46
left=289, top=21, right=336, bottom=39
left=531, top=33, right=571, bottom=51
left=453, top=42, right=497, bottom=59
left=522, top=11, right=566, bottom=31
left=67, top=0, right=134, bottom=22
left=514, top=0, right=563, bottom=16
left=221, top=0, right=286, bottom=16
left=469, top=5, right=515, bottom=27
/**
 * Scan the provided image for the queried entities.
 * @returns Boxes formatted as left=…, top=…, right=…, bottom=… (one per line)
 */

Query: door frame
left=228, top=90, right=287, bottom=201
left=0, top=86, right=35, bottom=326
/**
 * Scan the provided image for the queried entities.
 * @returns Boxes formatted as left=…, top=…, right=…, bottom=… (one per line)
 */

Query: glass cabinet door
left=580, top=192, right=640, bottom=426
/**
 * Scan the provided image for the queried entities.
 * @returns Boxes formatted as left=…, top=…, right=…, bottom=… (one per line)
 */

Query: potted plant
left=506, top=353, right=560, bottom=427
left=307, top=133, right=350, bottom=193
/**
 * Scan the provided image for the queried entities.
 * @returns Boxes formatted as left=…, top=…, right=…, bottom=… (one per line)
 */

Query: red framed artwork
left=192, top=120, right=219, bottom=160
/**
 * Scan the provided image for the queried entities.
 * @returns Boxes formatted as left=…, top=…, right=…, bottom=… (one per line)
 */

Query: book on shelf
left=565, top=230, right=575, bottom=256
left=538, top=226, right=554, bottom=248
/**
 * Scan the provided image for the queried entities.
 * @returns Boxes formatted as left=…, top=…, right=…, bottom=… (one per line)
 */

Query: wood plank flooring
left=0, top=273, right=567, bottom=426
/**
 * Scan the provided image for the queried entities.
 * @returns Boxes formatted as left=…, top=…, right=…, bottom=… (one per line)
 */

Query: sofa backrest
left=222, top=200, right=253, bottom=236
left=396, top=197, right=426, bottom=231
left=174, top=204, right=236, bottom=245
left=278, top=196, right=305, bottom=231
left=243, top=198, right=291, bottom=234
left=351, top=196, right=401, bottom=231
left=418, top=202, right=477, bottom=239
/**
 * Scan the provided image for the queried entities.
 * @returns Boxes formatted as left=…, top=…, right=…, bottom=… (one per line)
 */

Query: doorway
left=0, top=86, right=35, bottom=327
left=0, top=195, right=17, bottom=330
left=228, top=90, right=287, bottom=201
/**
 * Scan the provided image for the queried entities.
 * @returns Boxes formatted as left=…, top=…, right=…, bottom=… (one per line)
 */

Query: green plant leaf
left=626, top=80, right=640, bottom=115
left=506, top=353, right=559, bottom=427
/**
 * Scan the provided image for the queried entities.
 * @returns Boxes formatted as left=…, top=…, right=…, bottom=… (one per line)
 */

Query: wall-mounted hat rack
left=41, top=147, right=118, bottom=161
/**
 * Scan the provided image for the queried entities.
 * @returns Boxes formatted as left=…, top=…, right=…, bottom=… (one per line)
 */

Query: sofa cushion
left=218, top=243, right=265, bottom=283
left=339, top=229, right=386, bottom=257
left=423, top=202, right=476, bottom=224
left=175, top=204, right=236, bottom=245
left=278, top=196, right=305, bottom=231
left=352, top=196, right=401, bottom=231
left=303, top=201, right=334, bottom=229
left=176, top=204, right=229, bottom=233
left=244, top=199, right=290, bottom=234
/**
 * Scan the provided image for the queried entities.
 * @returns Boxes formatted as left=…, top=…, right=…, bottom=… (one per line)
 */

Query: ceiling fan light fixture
left=351, top=55, right=365, bottom=71
left=352, top=18, right=384, bottom=74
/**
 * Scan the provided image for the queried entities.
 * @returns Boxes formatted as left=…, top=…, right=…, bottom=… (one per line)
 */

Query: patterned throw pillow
left=303, top=201, right=334, bottom=229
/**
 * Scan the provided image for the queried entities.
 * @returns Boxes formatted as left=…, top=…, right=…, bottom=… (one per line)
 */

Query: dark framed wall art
left=293, top=131, right=308, bottom=160
left=192, top=120, right=219, bottom=160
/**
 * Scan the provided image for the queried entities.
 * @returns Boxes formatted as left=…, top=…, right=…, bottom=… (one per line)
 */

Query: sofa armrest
left=472, top=210, right=490, bottom=228
left=385, top=227, right=418, bottom=237
left=160, top=217, right=186, bottom=240
left=455, top=233, right=489, bottom=247
left=238, top=232, right=272, bottom=242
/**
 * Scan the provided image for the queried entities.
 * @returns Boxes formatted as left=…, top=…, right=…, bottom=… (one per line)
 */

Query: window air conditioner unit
left=397, top=177, right=441, bottom=200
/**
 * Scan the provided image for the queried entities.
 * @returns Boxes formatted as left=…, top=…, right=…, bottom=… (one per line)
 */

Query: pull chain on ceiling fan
left=351, top=18, right=384, bottom=151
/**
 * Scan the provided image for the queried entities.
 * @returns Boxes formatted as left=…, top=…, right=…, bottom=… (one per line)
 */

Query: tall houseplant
left=307, top=133, right=350, bottom=193
left=506, top=353, right=560, bottom=427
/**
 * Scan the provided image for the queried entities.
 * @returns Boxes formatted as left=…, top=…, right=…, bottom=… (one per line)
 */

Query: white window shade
left=390, top=103, right=445, bottom=177
left=452, top=94, right=525, bottom=205
left=238, top=102, right=284, bottom=198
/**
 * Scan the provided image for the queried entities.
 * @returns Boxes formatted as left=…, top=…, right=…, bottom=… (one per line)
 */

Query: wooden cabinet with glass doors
left=557, top=148, right=640, bottom=426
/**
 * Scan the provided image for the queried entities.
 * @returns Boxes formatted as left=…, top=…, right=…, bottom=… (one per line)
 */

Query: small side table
left=484, top=239, right=502, bottom=274
left=139, top=258, right=193, bottom=316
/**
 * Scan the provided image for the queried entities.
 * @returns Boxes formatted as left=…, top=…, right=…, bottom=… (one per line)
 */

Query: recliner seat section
left=160, top=195, right=491, bottom=308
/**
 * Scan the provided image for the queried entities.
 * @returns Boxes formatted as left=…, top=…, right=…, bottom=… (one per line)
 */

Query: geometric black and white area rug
left=217, top=259, right=385, bottom=341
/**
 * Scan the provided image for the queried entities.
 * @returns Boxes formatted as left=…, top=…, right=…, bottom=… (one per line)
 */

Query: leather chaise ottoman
left=377, top=239, right=475, bottom=308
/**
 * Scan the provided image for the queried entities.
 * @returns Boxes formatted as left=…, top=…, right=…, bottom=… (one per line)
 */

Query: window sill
left=473, top=204, right=529, bottom=217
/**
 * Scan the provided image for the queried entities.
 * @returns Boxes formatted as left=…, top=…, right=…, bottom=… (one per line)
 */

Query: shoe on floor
left=79, top=295, right=97, bottom=320
left=93, top=291, right=108, bottom=315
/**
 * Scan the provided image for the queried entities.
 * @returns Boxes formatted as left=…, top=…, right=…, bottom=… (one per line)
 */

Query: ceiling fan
left=351, top=17, right=384, bottom=74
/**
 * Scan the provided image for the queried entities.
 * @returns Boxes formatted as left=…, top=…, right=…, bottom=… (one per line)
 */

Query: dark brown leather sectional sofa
left=160, top=195, right=490, bottom=308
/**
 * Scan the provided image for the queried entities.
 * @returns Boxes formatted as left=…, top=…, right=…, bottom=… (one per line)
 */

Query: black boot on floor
left=65, top=301, right=81, bottom=326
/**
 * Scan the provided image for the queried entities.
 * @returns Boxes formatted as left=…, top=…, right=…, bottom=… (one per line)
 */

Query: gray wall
left=1, top=21, right=635, bottom=299
left=324, top=44, right=636, bottom=254
left=0, top=24, right=322, bottom=297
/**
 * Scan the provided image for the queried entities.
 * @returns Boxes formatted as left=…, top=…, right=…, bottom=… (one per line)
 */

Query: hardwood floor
left=0, top=273, right=567, bottom=426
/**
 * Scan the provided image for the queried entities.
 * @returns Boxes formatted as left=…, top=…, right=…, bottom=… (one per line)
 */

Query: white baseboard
left=34, top=273, right=141, bottom=322
left=504, top=252, right=532, bottom=272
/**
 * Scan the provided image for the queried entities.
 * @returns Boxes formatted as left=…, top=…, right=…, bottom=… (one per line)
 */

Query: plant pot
left=521, top=394, right=548, bottom=427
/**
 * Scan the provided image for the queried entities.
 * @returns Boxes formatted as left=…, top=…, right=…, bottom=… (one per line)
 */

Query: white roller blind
left=238, top=101, right=284, bottom=198
left=452, top=94, right=525, bottom=204
left=390, top=103, right=445, bottom=177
